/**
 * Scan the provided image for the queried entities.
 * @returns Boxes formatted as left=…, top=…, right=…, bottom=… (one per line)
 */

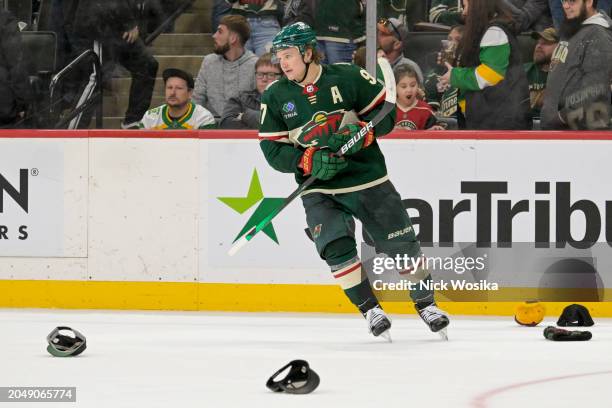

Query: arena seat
left=21, top=31, right=57, bottom=75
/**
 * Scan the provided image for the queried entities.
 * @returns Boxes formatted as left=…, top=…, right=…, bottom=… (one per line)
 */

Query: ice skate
left=365, top=306, right=392, bottom=342
left=416, top=303, right=449, bottom=340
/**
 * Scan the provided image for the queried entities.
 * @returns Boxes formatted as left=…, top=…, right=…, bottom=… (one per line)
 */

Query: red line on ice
left=470, top=370, right=612, bottom=408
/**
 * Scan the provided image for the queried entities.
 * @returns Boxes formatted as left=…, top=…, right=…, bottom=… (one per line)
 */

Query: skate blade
left=437, top=328, right=448, bottom=341
left=380, top=330, right=392, bottom=343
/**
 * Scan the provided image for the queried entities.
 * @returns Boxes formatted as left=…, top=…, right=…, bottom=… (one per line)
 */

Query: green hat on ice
left=271, top=22, right=318, bottom=55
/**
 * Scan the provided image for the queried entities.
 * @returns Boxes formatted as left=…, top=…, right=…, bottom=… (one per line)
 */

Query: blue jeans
left=598, top=0, right=612, bottom=15
left=245, top=16, right=281, bottom=56
left=549, top=0, right=611, bottom=29
left=317, top=40, right=357, bottom=64
left=212, top=0, right=231, bottom=33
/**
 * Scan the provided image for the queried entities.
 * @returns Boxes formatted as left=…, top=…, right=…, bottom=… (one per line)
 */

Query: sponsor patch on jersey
left=296, top=110, right=345, bottom=147
left=282, top=101, right=298, bottom=119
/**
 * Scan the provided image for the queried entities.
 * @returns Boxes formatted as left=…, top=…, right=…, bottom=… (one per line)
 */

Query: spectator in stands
left=352, top=45, right=367, bottom=68
left=377, top=17, right=424, bottom=83
left=226, top=0, right=283, bottom=56
left=377, top=0, right=428, bottom=30
left=138, top=0, right=181, bottom=36
left=437, top=0, right=532, bottom=129
left=429, top=0, right=463, bottom=26
left=283, top=0, right=315, bottom=26
left=549, top=0, right=611, bottom=29
left=524, top=27, right=558, bottom=120
left=71, top=0, right=159, bottom=129
left=352, top=46, right=387, bottom=71
left=220, top=53, right=282, bottom=129
left=0, top=9, right=30, bottom=128
left=193, top=15, right=257, bottom=119
left=394, top=64, right=444, bottom=130
left=139, top=68, right=215, bottom=130
left=48, top=0, right=79, bottom=69
left=507, top=0, right=553, bottom=32
left=541, top=0, right=612, bottom=129
left=431, top=0, right=555, bottom=31
left=160, top=0, right=182, bottom=33
left=314, top=0, right=366, bottom=64
left=213, top=0, right=232, bottom=32
left=424, top=24, right=463, bottom=116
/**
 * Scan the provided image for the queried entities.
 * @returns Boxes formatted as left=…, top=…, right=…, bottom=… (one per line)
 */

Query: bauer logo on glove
left=328, top=121, right=375, bottom=156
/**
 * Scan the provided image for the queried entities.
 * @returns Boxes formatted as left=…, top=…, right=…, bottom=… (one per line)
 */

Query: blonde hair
left=256, top=52, right=281, bottom=72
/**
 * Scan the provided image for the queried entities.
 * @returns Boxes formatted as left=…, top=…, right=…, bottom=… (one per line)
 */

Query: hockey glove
left=543, top=326, right=592, bottom=341
left=327, top=121, right=375, bottom=156
left=300, top=147, right=347, bottom=180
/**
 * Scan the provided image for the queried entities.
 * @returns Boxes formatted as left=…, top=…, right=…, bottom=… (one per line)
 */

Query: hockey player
left=259, top=22, right=450, bottom=340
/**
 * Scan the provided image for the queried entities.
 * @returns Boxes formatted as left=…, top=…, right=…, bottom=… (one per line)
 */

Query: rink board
left=1, top=129, right=612, bottom=315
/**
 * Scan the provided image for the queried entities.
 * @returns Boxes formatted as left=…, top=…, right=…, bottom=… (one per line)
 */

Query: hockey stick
left=228, top=57, right=397, bottom=256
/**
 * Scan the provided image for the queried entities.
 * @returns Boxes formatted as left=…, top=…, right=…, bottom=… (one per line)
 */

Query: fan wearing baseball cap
left=376, top=17, right=424, bottom=84
left=524, top=27, right=559, bottom=120
left=138, top=68, right=216, bottom=130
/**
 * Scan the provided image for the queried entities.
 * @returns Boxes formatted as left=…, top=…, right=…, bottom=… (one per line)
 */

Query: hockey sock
left=330, top=257, right=379, bottom=310
left=409, top=274, right=435, bottom=308
left=346, top=279, right=380, bottom=313
left=357, top=297, right=381, bottom=316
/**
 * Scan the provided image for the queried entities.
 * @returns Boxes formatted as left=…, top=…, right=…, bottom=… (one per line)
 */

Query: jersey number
left=360, top=69, right=377, bottom=85
left=260, top=103, right=268, bottom=125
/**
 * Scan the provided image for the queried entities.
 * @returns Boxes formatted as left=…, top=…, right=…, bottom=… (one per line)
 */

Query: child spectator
left=394, top=64, right=444, bottom=130
left=219, top=52, right=282, bottom=129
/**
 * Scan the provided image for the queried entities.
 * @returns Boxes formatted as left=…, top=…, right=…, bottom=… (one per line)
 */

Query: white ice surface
left=1, top=310, right=611, bottom=408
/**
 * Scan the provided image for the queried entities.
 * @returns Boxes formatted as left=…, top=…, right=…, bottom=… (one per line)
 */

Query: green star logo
left=217, top=169, right=285, bottom=244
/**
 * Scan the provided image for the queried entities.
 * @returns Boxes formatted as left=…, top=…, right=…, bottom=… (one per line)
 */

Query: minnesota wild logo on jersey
left=295, top=110, right=345, bottom=148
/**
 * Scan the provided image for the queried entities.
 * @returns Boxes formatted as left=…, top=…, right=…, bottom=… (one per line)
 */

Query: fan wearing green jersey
left=437, top=0, right=531, bottom=129
left=259, top=22, right=450, bottom=341
left=139, top=68, right=216, bottom=130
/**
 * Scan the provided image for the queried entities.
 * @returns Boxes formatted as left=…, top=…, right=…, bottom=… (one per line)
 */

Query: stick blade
left=227, top=228, right=255, bottom=256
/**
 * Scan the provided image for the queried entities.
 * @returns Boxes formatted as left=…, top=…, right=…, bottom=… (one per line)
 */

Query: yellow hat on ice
left=514, top=301, right=546, bottom=326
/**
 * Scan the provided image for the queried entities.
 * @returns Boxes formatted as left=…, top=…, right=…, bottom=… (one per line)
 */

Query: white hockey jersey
left=138, top=102, right=216, bottom=130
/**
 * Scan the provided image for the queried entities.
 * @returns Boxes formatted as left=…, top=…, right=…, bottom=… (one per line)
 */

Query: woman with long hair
left=437, top=0, right=532, bottom=129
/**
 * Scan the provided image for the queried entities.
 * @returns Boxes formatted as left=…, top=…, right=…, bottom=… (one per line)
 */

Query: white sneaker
left=121, top=120, right=140, bottom=129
